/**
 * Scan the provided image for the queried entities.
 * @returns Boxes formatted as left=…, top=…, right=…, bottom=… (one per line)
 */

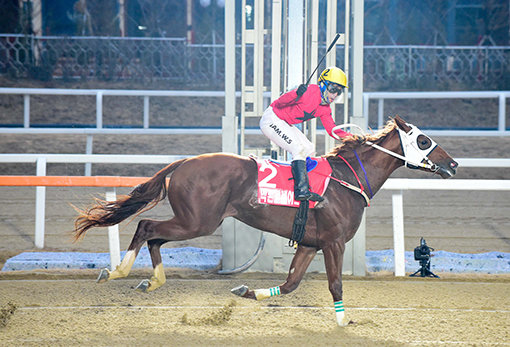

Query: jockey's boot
left=291, top=160, right=324, bottom=202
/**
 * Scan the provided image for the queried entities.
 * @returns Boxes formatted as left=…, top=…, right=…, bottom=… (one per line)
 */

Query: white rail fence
left=364, top=91, right=510, bottom=136
left=1, top=88, right=509, bottom=137
left=1, top=154, right=509, bottom=274
left=0, top=88, right=269, bottom=133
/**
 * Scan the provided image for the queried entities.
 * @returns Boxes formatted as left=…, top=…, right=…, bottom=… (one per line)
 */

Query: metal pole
left=323, top=0, right=337, bottom=152
left=351, top=0, right=366, bottom=276
left=221, top=0, right=238, bottom=271
left=35, top=157, right=46, bottom=248
left=85, top=135, right=93, bottom=176
left=143, top=96, right=150, bottom=129
left=287, top=0, right=304, bottom=90
left=392, top=192, right=405, bottom=276
left=308, top=0, right=319, bottom=148
left=351, top=0, right=365, bottom=127
left=24, top=94, right=30, bottom=128
left=271, top=0, right=282, bottom=102
left=499, top=93, right=506, bottom=132
left=378, top=98, right=384, bottom=129
left=222, top=0, right=237, bottom=155
left=106, top=188, right=121, bottom=270
left=96, top=91, right=103, bottom=129
left=118, top=0, right=126, bottom=37
left=343, top=0, right=350, bottom=124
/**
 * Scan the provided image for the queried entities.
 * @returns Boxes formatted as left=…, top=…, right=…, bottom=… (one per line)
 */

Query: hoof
left=338, top=319, right=355, bottom=327
left=231, top=285, right=249, bottom=297
left=337, top=317, right=354, bottom=327
left=135, top=279, right=150, bottom=292
left=97, top=268, right=110, bottom=283
left=337, top=320, right=349, bottom=327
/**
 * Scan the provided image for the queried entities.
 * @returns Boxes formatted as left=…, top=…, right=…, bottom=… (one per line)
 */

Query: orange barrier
left=0, top=175, right=172, bottom=251
left=0, top=175, right=155, bottom=187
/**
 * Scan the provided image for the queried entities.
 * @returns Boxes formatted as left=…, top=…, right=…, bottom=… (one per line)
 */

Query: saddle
left=255, top=157, right=332, bottom=209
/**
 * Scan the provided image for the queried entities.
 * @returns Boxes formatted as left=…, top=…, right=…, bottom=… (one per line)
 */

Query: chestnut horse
left=74, top=116, right=458, bottom=326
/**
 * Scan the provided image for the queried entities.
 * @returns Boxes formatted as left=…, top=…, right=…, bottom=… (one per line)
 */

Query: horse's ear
left=393, top=115, right=411, bottom=132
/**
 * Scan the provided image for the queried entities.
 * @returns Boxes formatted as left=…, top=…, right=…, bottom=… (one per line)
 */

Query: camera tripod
left=409, top=258, right=439, bottom=278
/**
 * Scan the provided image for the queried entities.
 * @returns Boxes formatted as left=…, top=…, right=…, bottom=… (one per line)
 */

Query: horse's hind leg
left=135, top=239, right=166, bottom=292
left=97, top=246, right=141, bottom=283
left=232, top=244, right=317, bottom=300
left=132, top=216, right=221, bottom=291
left=97, top=219, right=154, bottom=283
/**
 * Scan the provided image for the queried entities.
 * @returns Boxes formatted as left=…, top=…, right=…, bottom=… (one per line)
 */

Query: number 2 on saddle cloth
left=255, top=157, right=332, bottom=209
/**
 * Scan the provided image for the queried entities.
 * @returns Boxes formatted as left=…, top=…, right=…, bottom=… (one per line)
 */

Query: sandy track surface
left=0, top=272, right=509, bottom=346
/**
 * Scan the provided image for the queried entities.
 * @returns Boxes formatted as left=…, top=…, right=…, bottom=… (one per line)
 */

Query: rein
left=353, top=150, right=374, bottom=198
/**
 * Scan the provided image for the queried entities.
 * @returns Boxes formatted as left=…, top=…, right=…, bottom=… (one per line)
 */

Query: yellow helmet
left=318, top=67, right=347, bottom=104
left=318, top=66, right=347, bottom=87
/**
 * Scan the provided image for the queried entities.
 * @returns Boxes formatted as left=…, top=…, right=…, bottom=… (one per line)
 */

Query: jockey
left=260, top=66, right=352, bottom=202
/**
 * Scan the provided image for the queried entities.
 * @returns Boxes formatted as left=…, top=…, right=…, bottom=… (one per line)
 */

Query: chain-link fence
left=364, top=45, right=510, bottom=90
left=1, top=34, right=509, bottom=90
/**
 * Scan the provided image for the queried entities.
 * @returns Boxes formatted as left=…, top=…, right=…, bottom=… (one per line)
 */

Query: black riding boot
left=291, top=160, right=324, bottom=202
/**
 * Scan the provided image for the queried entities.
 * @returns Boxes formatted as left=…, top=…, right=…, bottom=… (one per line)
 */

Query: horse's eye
left=417, top=135, right=431, bottom=150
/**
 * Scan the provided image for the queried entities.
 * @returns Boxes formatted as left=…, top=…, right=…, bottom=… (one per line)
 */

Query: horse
left=73, top=115, right=458, bottom=326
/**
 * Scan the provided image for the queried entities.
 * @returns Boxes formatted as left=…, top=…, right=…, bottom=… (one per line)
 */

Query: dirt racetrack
left=0, top=271, right=509, bottom=346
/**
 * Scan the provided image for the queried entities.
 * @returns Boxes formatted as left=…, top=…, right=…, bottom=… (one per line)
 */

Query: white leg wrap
left=109, top=250, right=136, bottom=280
left=147, top=263, right=166, bottom=291
left=254, top=286, right=280, bottom=301
left=336, top=311, right=349, bottom=326
left=334, top=301, right=349, bottom=326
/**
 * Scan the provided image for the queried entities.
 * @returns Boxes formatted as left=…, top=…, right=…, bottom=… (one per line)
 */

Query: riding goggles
left=326, top=83, right=344, bottom=95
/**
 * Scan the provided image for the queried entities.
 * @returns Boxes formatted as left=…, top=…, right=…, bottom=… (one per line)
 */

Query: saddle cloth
left=256, top=158, right=332, bottom=208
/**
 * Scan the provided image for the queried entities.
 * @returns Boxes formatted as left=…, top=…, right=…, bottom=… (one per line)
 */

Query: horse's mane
left=325, top=118, right=398, bottom=157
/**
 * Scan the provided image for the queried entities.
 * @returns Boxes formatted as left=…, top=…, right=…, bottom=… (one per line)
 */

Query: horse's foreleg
left=135, top=239, right=166, bottom=292
left=322, top=240, right=351, bottom=326
left=231, top=244, right=317, bottom=301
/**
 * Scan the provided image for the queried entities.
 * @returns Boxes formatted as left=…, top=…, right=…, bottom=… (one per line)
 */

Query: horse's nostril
left=450, top=161, right=458, bottom=169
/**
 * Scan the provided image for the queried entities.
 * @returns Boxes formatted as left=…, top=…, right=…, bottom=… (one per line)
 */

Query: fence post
left=377, top=98, right=384, bottom=129
left=499, top=93, right=506, bottom=132
left=143, top=96, right=149, bottom=129
left=105, top=188, right=121, bottom=270
left=392, top=191, right=405, bottom=276
left=35, top=157, right=46, bottom=248
left=85, top=135, right=93, bottom=176
left=24, top=94, right=30, bottom=128
left=96, top=91, right=103, bottom=129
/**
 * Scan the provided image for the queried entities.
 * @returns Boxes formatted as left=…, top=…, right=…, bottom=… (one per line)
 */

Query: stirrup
left=308, top=192, right=324, bottom=202
left=295, top=191, right=324, bottom=202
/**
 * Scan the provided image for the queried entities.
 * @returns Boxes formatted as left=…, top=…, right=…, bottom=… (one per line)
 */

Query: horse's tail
left=73, top=158, right=188, bottom=241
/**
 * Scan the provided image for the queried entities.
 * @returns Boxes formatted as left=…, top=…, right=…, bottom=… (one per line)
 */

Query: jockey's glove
left=296, top=84, right=307, bottom=98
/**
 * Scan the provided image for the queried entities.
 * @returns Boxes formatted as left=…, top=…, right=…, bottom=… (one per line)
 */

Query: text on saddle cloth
left=256, top=158, right=332, bottom=208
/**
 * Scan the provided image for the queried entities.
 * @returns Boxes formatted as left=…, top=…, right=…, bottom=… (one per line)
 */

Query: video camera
left=410, top=237, right=439, bottom=278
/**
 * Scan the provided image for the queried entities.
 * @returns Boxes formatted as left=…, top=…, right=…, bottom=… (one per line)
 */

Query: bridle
left=332, top=123, right=440, bottom=173
left=394, top=125, right=439, bottom=172
left=325, top=122, right=441, bottom=207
